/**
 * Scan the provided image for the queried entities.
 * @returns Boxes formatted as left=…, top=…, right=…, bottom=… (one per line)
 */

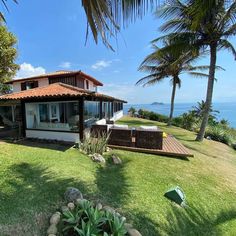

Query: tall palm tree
left=136, top=41, right=209, bottom=126
left=154, top=0, right=236, bottom=141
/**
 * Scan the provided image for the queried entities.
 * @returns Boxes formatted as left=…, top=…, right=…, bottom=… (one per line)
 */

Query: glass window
left=84, top=101, right=100, bottom=128
left=25, top=101, right=80, bottom=132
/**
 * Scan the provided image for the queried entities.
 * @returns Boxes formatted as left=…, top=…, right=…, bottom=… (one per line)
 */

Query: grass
left=0, top=116, right=236, bottom=235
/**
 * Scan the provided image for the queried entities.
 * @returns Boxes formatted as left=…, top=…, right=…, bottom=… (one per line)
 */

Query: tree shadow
left=158, top=204, right=236, bottom=236
left=0, top=162, right=91, bottom=236
left=131, top=211, right=160, bottom=236
left=95, top=157, right=131, bottom=208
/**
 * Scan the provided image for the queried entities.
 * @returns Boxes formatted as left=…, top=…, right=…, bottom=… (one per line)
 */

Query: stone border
left=47, top=199, right=142, bottom=236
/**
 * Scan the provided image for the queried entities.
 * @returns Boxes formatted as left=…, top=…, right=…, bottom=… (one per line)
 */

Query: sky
left=3, top=0, right=236, bottom=104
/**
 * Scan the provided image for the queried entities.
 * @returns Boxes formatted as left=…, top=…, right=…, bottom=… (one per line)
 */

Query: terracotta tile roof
left=0, top=83, right=126, bottom=103
left=5, top=70, right=103, bottom=86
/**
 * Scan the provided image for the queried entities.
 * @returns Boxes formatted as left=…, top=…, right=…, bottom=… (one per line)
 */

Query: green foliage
left=205, top=125, right=233, bottom=145
left=58, top=199, right=127, bottom=236
left=128, top=107, right=136, bottom=117
left=137, top=109, right=169, bottom=123
left=0, top=22, right=19, bottom=93
left=79, top=131, right=110, bottom=155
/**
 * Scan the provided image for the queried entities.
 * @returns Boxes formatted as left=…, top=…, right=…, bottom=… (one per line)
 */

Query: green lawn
left=0, top=116, right=236, bottom=236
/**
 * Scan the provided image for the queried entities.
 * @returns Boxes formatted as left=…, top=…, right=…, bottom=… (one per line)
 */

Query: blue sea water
left=124, top=102, right=236, bottom=128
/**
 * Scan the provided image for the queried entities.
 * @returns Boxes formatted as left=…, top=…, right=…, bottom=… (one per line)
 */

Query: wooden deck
left=108, top=135, right=194, bottom=158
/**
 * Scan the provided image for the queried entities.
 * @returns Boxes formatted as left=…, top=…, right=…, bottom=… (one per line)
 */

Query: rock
left=124, top=223, right=133, bottom=230
left=49, top=213, right=60, bottom=225
left=47, top=224, right=57, bottom=235
left=68, top=202, right=75, bottom=210
left=103, top=205, right=116, bottom=214
left=106, top=147, right=112, bottom=152
left=48, top=234, right=56, bottom=236
left=91, top=153, right=106, bottom=163
left=96, top=203, right=103, bottom=210
left=206, top=136, right=212, bottom=140
left=111, top=154, right=122, bottom=164
left=61, top=206, right=69, bottom=213
left=127, top=228, right=142, bottom=236
left=64, top=187, right=83, bottom=202
left=75, top=198, right=88, bottom=206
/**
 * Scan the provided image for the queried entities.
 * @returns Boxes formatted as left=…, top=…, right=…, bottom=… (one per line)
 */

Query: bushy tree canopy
left=0, top=21, right=19, bottom=93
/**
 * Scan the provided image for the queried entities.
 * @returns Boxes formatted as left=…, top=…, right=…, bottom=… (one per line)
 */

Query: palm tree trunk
left=196, top=43, right=217, bottom=141
left=168, top=80, right=177, bottom=126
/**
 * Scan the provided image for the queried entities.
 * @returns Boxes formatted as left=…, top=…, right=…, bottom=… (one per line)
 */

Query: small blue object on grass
left=164, top=186, right=186, bottom=207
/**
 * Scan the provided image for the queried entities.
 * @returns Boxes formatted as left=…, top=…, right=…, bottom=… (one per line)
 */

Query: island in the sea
left=151, top=102, right=164, bottom=105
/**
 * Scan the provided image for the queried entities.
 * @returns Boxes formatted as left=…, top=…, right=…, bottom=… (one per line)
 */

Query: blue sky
left=3, top=0, right=236, bottom=104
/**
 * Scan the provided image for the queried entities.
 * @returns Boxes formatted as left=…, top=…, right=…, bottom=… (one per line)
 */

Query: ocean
left=124, top=102, right=236, bottom=128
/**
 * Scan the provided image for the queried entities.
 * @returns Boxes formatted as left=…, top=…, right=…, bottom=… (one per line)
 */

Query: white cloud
left=14, top=63, right=46, bottom=79
left=91, top=60, right=112, bottom=70
left=59, top=61, right=71, bottom=69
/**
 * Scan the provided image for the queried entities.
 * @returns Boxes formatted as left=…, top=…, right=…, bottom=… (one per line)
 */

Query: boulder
left=96, top=202, right=103, bottom=210
left=49, top=213, right=60, bottom=225
left=61, top=206, right=69, bottom=213
left=47, top=224, right=57, bottom=235
left=67, top=202, right=75, bottom=210
left=103, top=205, right=116, bottom=214
left=64, top=187, right=83, bottom=202
left=91, top=153, right=106, bottom=163
left=124, top=223, right=133, bottom=230
left=127, top=228, right=142, bottom=236
left=111, top=154, right=122, bottom=164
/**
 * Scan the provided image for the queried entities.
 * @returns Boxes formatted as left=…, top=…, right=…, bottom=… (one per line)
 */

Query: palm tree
left=154, top=0, right=236, bottom=141
left=136, top=40, right=209, bottom=126
left=81, top=0, right=157, bottom=49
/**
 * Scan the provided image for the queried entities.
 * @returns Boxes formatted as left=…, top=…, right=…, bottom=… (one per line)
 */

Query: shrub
left=205, top=125, right=233, bottom=145
left=137, top=109, right=169, bottom=123
left=79, top=131, right=110, bottom=155
left=58, top=199, right=127, bottom=236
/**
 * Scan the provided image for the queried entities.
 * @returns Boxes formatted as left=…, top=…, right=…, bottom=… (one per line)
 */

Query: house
left=0, top=70, right=126, bottom=142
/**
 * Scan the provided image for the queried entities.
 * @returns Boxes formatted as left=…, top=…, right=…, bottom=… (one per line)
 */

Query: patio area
left=108, top=135, right=193, bottom=158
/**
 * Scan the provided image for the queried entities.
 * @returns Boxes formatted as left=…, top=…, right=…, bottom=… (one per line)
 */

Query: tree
left=0, top=21, right=19, bottom=94
left=128, top=107, right=136, bottom=117
left=136, top=40, right=208, bottom=126
left=192, top=100, right=219, bottom=124
left=154, top=0, right=236, bottom=141
left=80, top=0, right=157, bottom=50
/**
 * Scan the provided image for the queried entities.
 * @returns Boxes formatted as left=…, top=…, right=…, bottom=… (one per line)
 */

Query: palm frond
left=188, top=72, right=209, bottom=78
left=218, top=39, right=236, bottom=60
left=136, top=73, right=166, bottom=86
left=82, top=0, right=156, bottom=50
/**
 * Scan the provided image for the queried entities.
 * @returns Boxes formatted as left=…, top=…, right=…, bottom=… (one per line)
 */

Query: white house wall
left=26, top=130, right=80, bottom=142
left=12, top=78, right=49, bottom=92
left=111, top=110, right=124, bottom=121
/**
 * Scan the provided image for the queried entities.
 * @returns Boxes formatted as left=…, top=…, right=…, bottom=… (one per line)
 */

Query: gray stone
left=47, top=224, right=57, bottom=235
left=64, top=187, right=83, bottom=202
left=67, top=202, right=75, bottom=210
left=111, top=154, right=122, bottom=164
left=91, top=153, right=106, bottom=163
left=103, top=205, right=116, bottom=214
left=127, top=228, right=142, bottom=236
left=61, top=206, right=69, bottom=213
left=49, top=213, right=60, bottom=225
left=96, top=203, right=103, bottom=210
left=124, top=223, right=133, bottom=230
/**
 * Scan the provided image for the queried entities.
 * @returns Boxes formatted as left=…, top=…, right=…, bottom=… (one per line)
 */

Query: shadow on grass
left=0, top=162, right=91, bottom=236
left=158, top=204, right=236, bottom=236
left=95, top=157, right=131, bottom=208
left=4, top=139, right=72, bottom=152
